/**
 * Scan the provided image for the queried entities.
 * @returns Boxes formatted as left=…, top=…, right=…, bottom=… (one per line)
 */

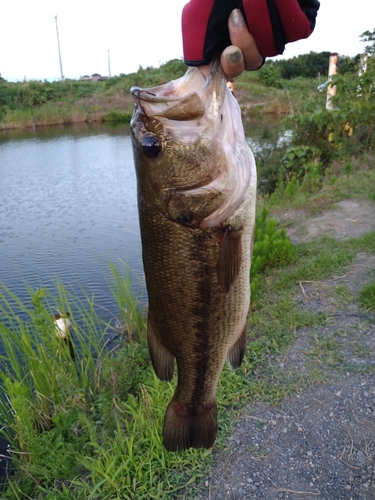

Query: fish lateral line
left=131, top=60, right=256, bottom=452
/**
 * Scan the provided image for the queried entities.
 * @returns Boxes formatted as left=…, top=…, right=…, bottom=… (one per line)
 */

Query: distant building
left=79, top=73, right=109, bottom=82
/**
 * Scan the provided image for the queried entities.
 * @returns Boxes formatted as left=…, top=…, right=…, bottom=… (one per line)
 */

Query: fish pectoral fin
left=163, top=398, right=217, bottom=451
left=217, top=225, right=243, bottom=293
left=227, top=325, right=247, bottom=371
left=147, top=312, right=175, bottom=381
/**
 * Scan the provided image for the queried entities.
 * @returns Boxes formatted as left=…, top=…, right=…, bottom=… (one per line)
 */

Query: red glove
left=182, top=0, right=320, bottom=65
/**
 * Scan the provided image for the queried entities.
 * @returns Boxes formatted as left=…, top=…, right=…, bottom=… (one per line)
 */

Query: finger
left=221, top=46, right=245, bottom=80
left=228, top=9, right=264, bottom=71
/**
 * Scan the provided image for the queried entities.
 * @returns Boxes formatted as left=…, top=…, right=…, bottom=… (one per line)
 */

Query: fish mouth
left=131, top=86, right=206, bottom=121
left=131, top=59, right=223, bottom=100
left=131, top=61, right=227, bottom=123
left=130, top=87, right=186, bottom=104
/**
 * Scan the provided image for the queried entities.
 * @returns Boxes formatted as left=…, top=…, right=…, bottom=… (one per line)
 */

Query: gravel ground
left=197, top=376, right=375, bottom=500
left=195, top=200, right=375, bottom=500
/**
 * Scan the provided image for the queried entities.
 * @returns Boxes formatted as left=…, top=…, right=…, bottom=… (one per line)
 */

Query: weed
left=359, top=282, right=375, bottom=311
left=353, top=342, right=372, bottom=358
left=308, top=332, right=344, bottom=368
left=107, top=260, right=146, bottom=340
left=101, top=110, right=132, bottom=123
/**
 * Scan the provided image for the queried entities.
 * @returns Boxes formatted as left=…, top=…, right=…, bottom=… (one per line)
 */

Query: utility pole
left=108, top=49, right=111, bottom=78
left=326, top=53, right=338, bottom=111
left=55, top=16, right=64, bottom=81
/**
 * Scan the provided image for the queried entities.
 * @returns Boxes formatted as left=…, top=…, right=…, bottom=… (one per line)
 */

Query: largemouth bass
left=130, top=62, right=256, bottom=451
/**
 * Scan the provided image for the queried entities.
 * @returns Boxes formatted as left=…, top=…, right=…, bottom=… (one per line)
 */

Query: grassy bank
left=1, top=159, right=374, bottom=497
left=0, top=94, right=134, bottom=130
left=0, top=58, right=326, bottom=130
left=0, top=60, right=188, bottom=130
left=0, top=215, right=296, bottom=498
left=1, top=48, right=370, bottom=130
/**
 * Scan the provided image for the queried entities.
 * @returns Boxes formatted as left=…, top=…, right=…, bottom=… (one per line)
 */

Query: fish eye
left=141, top=135, right=162, bottom=158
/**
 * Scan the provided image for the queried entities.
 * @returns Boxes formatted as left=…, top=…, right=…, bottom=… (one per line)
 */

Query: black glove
left=182, top=0, right=320, bottom=65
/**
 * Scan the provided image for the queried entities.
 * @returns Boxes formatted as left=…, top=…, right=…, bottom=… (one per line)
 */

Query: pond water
left=0, top=118, right=283, bottom=336
left=0, top=123, right=145, bottom=479
left=0, top=123, right=144, bottom=329
left=0, top=118, right=285, bottom=480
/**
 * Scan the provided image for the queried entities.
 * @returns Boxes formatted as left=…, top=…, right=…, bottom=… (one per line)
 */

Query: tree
left=339, top=54, right=361, bottom=75
left=257, top=62, right=282, bottom=88
left=275, top=52, right=331, bottom=79
left=360, top=28, right=375, bottom=56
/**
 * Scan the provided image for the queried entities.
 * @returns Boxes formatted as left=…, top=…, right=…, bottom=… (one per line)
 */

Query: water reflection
left=0, top=122, right=132, bottom=142
left=243, top=115, right=286, bottom=153
left=0, top=118, right=286, bottom=328
left=0, top=123, right=143, bottom=330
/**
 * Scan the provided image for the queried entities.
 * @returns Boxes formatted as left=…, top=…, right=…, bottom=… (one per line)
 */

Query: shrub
left=251, top=208, right=298, bottom=302
left=256, top=63, right=282, bottom=88
left=288, top=55, right=375, bottom=163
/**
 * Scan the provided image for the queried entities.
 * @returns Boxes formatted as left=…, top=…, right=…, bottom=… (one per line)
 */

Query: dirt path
left=277, top=200, right=375, bottom=244
left=196, top=199, right=375, bottom=500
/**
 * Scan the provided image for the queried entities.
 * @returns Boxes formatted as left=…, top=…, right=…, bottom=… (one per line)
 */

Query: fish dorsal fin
left=217, top=225, right=243, bottom=293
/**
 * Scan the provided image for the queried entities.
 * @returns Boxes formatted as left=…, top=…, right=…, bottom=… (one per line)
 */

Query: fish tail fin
left=147, top=313, right=175, bottom=381
left=227, top=326, right=247, bottom=370
left=163, top=398, right=217, bottom=451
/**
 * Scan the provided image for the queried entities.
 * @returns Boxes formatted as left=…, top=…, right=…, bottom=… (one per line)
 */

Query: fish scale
left=131, top=61, right=256, bottom=451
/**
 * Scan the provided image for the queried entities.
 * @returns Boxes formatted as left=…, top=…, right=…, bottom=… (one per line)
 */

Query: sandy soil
left=275, top=199, right=375, bottom=245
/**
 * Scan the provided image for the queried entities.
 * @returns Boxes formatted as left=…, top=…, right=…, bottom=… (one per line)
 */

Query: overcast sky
left=1, top=1, right=373, bottom=82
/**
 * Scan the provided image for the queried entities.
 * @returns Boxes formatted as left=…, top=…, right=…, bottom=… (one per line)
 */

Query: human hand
left=182, top=0, right=320, bottom=78
left=200, top=9, right=263, bottom=80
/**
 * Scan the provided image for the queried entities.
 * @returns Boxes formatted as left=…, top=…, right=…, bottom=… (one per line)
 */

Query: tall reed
left=0, top=281, right=108, bottom=475
left=107, top=260, right=146, bottom=340
left=0, top=266, right=212, bottom=499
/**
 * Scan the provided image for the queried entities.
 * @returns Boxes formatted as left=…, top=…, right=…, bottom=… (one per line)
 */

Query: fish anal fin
left=217, top=225, right=243, bottom=293
left=227, top=326, right=247, bottom=371
left=163, top=398, right=217, bottom=451
left=147, top=312, right=175, bottom=382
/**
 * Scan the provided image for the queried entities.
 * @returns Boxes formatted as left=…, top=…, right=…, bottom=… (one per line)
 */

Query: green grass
left=260, top=154, right=375, bottom=214
left=1, top=102, right=89, bottom=129
left=1, top=228, right=374, bottom=498
left=0, top=266, right=213, bottom=499
left=359, top=282, right=375, bottom=311
left=101, top=110, right=133, bottom=123
left=1, top=179, right=375, bottom=498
